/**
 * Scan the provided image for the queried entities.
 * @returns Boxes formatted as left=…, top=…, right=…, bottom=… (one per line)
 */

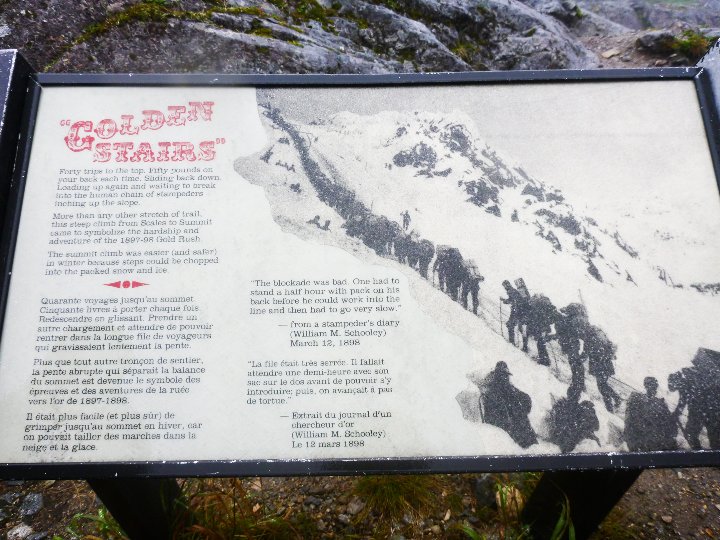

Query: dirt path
left=594, top=468, right=720, bottom=539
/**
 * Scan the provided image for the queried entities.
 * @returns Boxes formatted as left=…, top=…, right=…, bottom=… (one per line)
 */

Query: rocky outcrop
left=0, top=0, right=598, bottom=72
left=568, top=0, right=720, bottom=31
left=574, top=0, right=649, bottom=30
left=0, top=0, right=717, bottom=74
left=636, top=29, right=676, bottom=52
left=643, top=0, right=720, bottom=29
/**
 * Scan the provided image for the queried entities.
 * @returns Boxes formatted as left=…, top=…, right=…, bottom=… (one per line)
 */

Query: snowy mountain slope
left=234, top=96, right=720, bottom=452
left=237, top=137, right=623, bottom=455
left=304, top=108, right=701, bottom=293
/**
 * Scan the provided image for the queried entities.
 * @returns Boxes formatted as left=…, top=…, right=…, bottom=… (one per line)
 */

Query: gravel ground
left=1, top=469, right=720, bottom=538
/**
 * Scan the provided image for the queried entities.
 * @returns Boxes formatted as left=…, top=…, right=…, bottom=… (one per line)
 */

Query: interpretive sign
left=0, top=70, right=719, bottom=477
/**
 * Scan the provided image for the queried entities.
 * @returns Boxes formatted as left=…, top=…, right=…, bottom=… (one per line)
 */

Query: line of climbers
left=485, top=279, right=720, bottom=453
left=267, top=106, right=720, bottom=454
left=500, top=279, right=619, bottom=412
left=478, top=347, right=720, bottom=453
left=306, top=190, right=720, bottom=454
left=265, top=105, right=487, bottom=312
left=333, top=199, right=720, bottom=454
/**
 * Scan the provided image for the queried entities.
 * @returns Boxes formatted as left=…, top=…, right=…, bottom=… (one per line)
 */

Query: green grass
left=47, top=473, right=580, bottom=540
left=672, top=29, right=718, bottom=60
left=267, top=0, right=339, bottom=32
left=353, top=474, right=443, bottom=530
left=75, top=0, right=273, bottom=39
left=173, top=478, right=319, bottom=539
left=44, top=0, right=308, bottom=70
left=455, top=473, right=544, bottom=540
left=51, top=506, right=128, bottom=540
left=451, top=40, right=487, bottom=64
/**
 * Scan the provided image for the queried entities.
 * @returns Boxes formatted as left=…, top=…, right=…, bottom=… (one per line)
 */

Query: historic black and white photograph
left=235, top=82, right=720, bottom=455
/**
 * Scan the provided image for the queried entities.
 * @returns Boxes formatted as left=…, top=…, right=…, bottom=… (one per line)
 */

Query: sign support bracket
left=522, top=469, right=642, bottom=539
left=87, top=478, right=181, bottom=540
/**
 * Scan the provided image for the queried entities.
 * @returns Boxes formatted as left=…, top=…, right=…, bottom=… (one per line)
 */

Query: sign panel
left=0, top=72, right=719, bottom=474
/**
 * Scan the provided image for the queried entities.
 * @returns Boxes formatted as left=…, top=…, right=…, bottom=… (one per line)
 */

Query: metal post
left=521, top=469, right=642, bottom=539
left=88, top=478, right=182, bottom=540
left=699, top=40, right=720, bottom=105
left=0, top=50, right=33, bottom=224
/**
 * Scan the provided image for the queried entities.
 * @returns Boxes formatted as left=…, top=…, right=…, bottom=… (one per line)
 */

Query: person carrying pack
left=584, top=324, right=621, bottom=412
left=480, top=361, right=538, bottom=449
left=501, top=280, right=529, bottom=347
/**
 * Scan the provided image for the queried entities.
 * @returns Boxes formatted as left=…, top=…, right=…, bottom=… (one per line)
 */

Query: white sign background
left=0, top=81, right=718, bottom=464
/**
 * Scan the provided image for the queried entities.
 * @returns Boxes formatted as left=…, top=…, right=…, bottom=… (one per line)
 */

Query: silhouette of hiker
left=434, top=246, right=464, bottom=301
left=668, top=367, right=703, bottom=448
left=401, top=210, right=411, bottom=230
left=624, top=376, right=677, bottom=452
left=480, top=361, right=538, bottom=448
left=501, top=280, right=528, bottom=347
left=554, top=303, right=588, bottom=397
left=668, top=348, right=720, bottom=449
left=461, top=261, right=483, bottom=315
left=690, top=348, right=720, bottom=449
left=524, top=294, right=559, bottom=366
left=546, top=386, right=600, bottom=453
left=584, top=325, right=621, bottom=412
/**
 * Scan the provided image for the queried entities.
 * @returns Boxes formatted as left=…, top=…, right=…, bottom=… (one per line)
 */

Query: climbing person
left=546, top=386, right=600, bottom=453
left=624, top=376, right=678, bottom=452
left=524, top=294, right=560, bottom=366
left=553, top=303, right=589, bottom=397
left=461, top=260, right=484, bottom=315
left=434, top=246, right=464, bottom=301
left=668, top=348, right=720, bottom=449
left=401, top=209, right=411, bottom=230
left=501, top=280, right=529, bottom=347
left=480, top=361, right=538, bottom=449
left=584, top=324, right=621, bottom=412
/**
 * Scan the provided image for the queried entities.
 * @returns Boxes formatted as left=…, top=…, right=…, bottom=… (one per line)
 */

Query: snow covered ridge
left=260, top=104, right=709, bottom=293
left=234, top=89, right=720, bottom=453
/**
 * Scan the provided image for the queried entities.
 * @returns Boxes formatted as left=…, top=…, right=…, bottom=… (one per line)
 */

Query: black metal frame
left=0, top=52, right=32, bottom=225
left=1, top=67, right=719, bottom=480
left=0, top=51, right=33, bottom=317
